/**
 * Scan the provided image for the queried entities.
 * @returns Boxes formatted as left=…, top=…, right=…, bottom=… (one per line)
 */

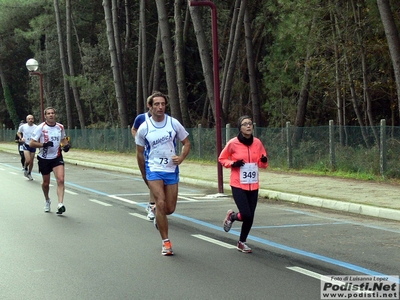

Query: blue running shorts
left=146, top=171, right=179, bottom=185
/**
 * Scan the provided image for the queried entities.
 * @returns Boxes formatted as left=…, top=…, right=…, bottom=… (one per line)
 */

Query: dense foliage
left=0, top=0, right=399, bottom=131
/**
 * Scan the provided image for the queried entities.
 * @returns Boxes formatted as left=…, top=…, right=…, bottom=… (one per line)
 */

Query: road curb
left=2, top=145, right=400, bottom=222
left=260, top=189, right=400, bottom=222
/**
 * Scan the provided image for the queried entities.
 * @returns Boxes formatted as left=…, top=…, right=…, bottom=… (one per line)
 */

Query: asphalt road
left=0, top=152, right=399, bottom=300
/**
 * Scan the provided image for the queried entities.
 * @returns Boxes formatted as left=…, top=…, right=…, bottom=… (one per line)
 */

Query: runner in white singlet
left=135, top=91, right=190, bottom=256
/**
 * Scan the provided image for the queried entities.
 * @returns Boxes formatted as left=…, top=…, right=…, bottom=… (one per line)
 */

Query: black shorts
left=37, top=156, right=64, bottom=175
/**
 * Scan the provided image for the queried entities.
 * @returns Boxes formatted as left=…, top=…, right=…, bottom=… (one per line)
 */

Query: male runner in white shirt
left=30, top=107, right=71, bottom=214
left=135, top=91, right=191, bottom=256
left=17, top=115, right=37, bottom=180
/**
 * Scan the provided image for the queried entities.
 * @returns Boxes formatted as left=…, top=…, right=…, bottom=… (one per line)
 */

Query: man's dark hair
left=146, top=91, right=168, bottom=106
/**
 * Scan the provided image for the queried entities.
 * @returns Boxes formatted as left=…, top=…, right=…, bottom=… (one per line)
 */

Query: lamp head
left=26, top=59, right=39, bottom=72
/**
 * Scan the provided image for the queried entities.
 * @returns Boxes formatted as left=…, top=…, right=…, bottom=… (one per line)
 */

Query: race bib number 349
left=240, top=163, right=258, bottom=184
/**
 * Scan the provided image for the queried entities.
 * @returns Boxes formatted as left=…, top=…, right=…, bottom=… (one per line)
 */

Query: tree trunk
left=188, top=5, right=215, bottom=126
left=136, top=23, right=143, bottom=115
left=150, top=27, right=162, bottom=94
left=124, top=0, right=130, bottom=52
left=155, top=0, right=182, bottom=122
left=333, top=4, right=370, bottom=148
left=102, top=0, right=129, bottom=128
left=220, top=0, right=240, bottom=108
left=351, top=0, right=378, bottom=144
left=292, top=16, right=315, bottom=145
left=54, top=0, right=72, bottom=129
left=330, top=7, right=345, bottom=146
left=135, top=0, right=146, bottom=113
left=243, top=7, right=260, bottom=126
left=377, top=0, right=400, bottom=123
left=221, top=0, right=244, bottom=121
left=345, top=54, right=370, bottom=148
left=66, top=0, right=85, bottom=129
left=0, top=64, right=18, bottom=127
left=140, top=0, right=148, bottom=105
left=112, top=0, right=127, bottom=104
left=174, top=0, right=190, bottom=127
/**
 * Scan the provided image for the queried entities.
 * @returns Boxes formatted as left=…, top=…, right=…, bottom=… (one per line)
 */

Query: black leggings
left=231, top=186, right=259, bottom=242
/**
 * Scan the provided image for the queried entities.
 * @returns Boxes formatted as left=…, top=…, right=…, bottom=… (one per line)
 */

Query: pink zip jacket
left=218, top=136, right=268, bottom=191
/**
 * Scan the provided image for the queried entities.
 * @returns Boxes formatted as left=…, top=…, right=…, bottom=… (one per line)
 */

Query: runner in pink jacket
left=219, top=115, right=268, bottom=253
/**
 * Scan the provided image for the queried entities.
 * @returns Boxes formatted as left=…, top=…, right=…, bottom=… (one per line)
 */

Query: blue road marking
left=250, top=221, right=347, bottom=229
left=3, top=162, right=398, bottom=284
left=174, top=213, right=400, bottom=284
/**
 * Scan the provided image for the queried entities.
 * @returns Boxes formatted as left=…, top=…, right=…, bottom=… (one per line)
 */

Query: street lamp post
left=26, top=59, right=44, bottom=122
left=189, top=0, right=224, bottom=194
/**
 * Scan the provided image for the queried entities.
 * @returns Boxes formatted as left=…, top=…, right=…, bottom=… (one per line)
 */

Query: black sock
left=231, top=212, right=237, bottom=221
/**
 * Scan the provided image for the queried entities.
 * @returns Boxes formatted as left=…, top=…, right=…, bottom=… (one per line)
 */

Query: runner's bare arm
left=172, top=137, right=191, bottom=165
left=136, top=145, right=147, bottom=182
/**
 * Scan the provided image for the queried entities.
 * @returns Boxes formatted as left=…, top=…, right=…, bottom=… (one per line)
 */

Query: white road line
left=89, top=199, right=113, bottom=207
left=10, top=172, right=18, bottom=175
left=287, top=266, right=331, bottom=281
left=178, top=196, right=198, bottom=202
left=178, top=199, right=224, bottom=203
left=288, top=266, right=377, bottom=295
left=114, top=193, right=149, bottom=196
left=192, top=234, right=237, bottom=249
left=129, top=213, right=148, bottom=220
left=65, top=189, right=78, bottom=195
left=108, top=195, right=137, bottom=204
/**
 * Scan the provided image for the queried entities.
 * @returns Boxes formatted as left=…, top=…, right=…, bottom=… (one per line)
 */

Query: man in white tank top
left=30, top=107, right=71, bottom=215
left=136, top=91, right=191, bottom=256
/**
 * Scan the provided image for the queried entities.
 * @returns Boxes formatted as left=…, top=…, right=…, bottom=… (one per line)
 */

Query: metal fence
left=2, top=121, right=399, bottom=178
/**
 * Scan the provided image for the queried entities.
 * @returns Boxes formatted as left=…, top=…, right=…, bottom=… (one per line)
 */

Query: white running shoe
left=27, top=173, right=33, bottom=181
left=44, top=200, right=51, bottom=212
left=146, top=203, right=155, bottom=221
left=237, top=241, right=252, bottom=253
left=57, top=203, right=66, bottom=215
left=24, top=169, right=28, bottom=178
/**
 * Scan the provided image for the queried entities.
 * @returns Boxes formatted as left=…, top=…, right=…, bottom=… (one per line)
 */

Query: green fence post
left=127, top=125, right=131, bottom=152
left=380, top=119, right=387, bottom=177
left=197, top=124, right=202, bottom=159
left=102, top=127, right=106, bottom=151
left=286, top=122, right=292, bottom=169
left=225, top=123, right=230, bottom=144
left=329, top=120, right=336, bottom=170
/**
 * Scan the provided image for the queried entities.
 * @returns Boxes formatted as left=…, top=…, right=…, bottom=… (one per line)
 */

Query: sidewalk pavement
left=1, top=142, right=400, bottom=222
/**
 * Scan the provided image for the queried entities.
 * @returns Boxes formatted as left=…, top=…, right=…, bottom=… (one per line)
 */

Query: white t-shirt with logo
left=31, top=122, right=66, bottom=159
